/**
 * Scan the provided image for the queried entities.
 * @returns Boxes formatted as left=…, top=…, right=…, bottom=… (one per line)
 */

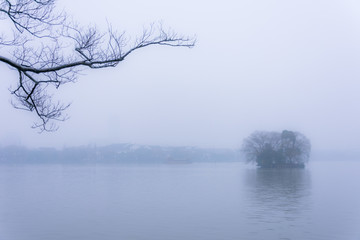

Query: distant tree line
left=0, top=144, right=237, bottom=164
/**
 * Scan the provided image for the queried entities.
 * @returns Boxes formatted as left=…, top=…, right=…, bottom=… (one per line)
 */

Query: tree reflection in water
left=243, top=168, right=312, bottom=238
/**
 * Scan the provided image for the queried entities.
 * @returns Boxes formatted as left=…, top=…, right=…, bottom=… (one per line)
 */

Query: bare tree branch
left=0, top=0, right=196, bottom=132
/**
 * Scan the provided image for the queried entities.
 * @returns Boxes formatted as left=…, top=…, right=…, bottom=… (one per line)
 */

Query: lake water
left=0, top=161, right=359, bottom=240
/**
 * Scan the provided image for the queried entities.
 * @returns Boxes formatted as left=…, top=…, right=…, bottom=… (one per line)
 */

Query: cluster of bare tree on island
left=242, top=130, right=311, bottom=168
left=0, top=0, right=195, bottom=131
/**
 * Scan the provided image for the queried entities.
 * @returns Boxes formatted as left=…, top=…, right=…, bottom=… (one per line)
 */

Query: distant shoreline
left=0, top=144, right=238, bottom=164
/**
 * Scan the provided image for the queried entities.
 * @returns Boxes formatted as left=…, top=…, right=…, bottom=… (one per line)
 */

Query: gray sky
left=1, top=0, right=360, bottom=151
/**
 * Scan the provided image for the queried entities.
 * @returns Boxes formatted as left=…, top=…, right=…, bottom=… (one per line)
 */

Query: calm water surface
left=0, top=161, right=359, bottom=240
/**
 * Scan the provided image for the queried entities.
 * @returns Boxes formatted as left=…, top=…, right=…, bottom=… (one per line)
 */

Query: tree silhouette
left=242, top=130, right=311, bottom=168
left=0, top=0, right=195, bottom=131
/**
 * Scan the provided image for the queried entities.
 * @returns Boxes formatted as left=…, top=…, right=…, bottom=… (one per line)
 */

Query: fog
left=1, top=0, right=360, bottom=151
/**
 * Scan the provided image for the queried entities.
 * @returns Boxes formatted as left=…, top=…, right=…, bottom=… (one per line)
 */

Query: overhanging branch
left=0, top=0, right=195, bottom=132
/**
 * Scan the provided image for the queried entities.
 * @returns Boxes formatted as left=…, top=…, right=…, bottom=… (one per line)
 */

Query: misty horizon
left=2, top=0, right=360, bottom=153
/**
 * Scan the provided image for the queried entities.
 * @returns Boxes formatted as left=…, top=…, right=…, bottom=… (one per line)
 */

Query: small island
left=242, top=130, right=311, bottom=168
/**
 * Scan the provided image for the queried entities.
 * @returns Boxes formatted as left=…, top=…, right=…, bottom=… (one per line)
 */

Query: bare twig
left=0, top=0, right=195, bottom=131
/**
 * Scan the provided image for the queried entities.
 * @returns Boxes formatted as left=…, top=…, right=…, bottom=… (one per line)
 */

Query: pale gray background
left=1, top=0, right=360, bottom=151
